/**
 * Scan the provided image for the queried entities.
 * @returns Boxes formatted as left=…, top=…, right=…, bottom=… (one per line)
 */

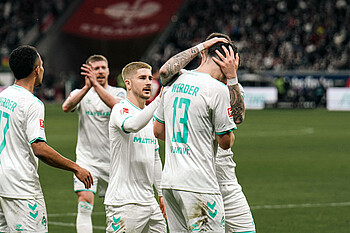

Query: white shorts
left=74, top=171, right=108, bottom=197
left=163, top=189, right=225, bottom=233
left=105, top=199, right=166, bottom=233
left=0, top=196, right=48, bottom=232
left=220, top=183, right=256, bottom=233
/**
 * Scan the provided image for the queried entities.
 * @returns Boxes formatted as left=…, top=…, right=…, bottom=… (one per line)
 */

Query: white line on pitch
left=240, top=127, right=315, bottom=137
left=48, top=201, right=350, bottom=218
left=251, top=202, right=350, bottom=210
left=49, top=221, right=105, bottom=230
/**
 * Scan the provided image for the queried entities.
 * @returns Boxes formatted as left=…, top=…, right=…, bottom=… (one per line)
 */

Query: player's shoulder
left=108, top=86, right=126, bottom=98
left=14, top=85, right=44, bottom=106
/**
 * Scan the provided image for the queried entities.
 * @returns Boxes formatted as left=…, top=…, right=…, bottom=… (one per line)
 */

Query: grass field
left=40, top=104, right=350, bottom=233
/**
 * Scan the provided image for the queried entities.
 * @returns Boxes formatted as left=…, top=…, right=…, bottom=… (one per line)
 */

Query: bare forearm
left=62, top=86, right=90, bottom=112
left=227, top=84, right=245, bottom=124
left=32, top=142, right=78, bottom=173
left=217, top=132, right=235, bottom=150
left=159, top=46, right=200, bottom=85
left=153, top=120, right=165, bottom=141
left=93, top=84, right=120, bottom=109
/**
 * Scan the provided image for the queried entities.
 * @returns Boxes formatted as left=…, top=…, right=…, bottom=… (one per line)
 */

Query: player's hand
left=81, top=63, right=99, bottom=86
left=212, top=45, right=239, bottom=80
left=75, top=167, right=93, bottom=189
left=202, top=37, right=228, bottom=50
left=84, top=76, right=92, bottom=89
left=159, top=196, right=167, bottom=220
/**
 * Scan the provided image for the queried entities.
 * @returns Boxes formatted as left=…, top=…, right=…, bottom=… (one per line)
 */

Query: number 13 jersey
left=154, top=70, right=236, bottom=194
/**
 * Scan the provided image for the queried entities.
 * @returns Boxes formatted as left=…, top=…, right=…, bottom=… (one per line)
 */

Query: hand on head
left=212, top=45, right=240, bottom=79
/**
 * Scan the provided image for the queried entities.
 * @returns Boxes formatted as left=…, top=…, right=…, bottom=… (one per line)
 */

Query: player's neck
left=195, top=61, right=222, bottom=80
left=14, top=76, right=36, bottom=93
left=127, top=94, right=146, bottom=109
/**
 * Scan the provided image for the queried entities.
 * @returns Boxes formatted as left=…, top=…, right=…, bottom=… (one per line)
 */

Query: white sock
left=76, top=201, right=93, bottom=233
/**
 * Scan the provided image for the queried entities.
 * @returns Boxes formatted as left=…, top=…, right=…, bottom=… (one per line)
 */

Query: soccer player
left=62, top=55, right=126, bottom=233
left=82, top=61, right=166, bottom=232
left=0, top=45, right=93, bottom=232
left=153, top=36, right=236, bottom=232
left=202, top=32, right=256, bottom=233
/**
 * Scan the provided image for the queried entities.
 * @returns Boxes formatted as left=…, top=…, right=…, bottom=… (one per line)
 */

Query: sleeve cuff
left=153, top=114, right=165, bottom=124
left=30, top=137, right=46, bottom=144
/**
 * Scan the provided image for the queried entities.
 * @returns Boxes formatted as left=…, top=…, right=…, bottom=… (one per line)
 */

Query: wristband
left=227, top=77, right=238, bottom=85
left=196, top=43, right=205, bottom=52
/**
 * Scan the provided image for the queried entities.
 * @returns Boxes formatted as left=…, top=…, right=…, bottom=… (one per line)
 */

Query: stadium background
left=0, top=0, right=349, bottom=232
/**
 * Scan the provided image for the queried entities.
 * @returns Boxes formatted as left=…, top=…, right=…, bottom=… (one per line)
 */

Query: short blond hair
left=86, top=54, right=108, bottom=65
left=122, top=62, right=152, bottom=81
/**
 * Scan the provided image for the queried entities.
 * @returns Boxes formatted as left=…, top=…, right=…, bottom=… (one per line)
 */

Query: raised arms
left=159, top=37, right=229, bottom=86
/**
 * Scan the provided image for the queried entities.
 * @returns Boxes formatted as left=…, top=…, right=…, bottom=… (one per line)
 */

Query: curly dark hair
left=9, top=45, right=39, bottom=80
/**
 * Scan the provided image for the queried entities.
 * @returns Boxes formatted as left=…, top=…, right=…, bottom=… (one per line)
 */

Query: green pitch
left=40, top=104, right=350, bottom=232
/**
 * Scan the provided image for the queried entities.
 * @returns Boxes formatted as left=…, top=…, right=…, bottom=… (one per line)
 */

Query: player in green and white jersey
left=62, top=55, right=126, bottom=233
left=82, top=61, right=166, bottom=232
left=0, top=45, right=92, bottom=233
left=205, top=32, right=256, bottom=233
left=154, top=37, right=237, bottom=232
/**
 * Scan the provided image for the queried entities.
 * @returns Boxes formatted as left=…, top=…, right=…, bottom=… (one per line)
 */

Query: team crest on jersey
left=40, top=119, right=45, bottom=129
left=120, top=108, right=129, bottom=115
left=227, top=107, right=233, bottom=118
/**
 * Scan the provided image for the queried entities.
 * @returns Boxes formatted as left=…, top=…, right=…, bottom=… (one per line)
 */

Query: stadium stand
left=145, top=0, right=350, bottom=72
left=0, top=0, right=71, bottom=71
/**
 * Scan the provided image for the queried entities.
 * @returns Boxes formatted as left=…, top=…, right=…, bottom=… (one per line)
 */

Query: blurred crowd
left=0, top=0, right=70, bottom=71
left=147, top=0, right=350, bottom=72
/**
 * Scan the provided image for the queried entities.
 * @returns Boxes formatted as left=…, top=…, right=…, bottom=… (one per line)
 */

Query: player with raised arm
left=205, top=32, right=256, bottom=233
left=0, top=45, right=92, bottom=233
left=153, top=36, right=236, bottom=232
left=62, top=55, right=126, bottom=233
left=84, top=61, right=166, bottom=232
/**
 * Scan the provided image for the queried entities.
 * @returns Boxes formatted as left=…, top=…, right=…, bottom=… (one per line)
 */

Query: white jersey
left=216, top=83, right=245, bottom=184
left=69, top=86, right=126, bottom=174
left=215, top=147, right=237, bottom=184
left=154, top=69, right=236, bottom=194
left=0, top=85, right=46, bottom=199
left=104, top=99, right=160, bottom=205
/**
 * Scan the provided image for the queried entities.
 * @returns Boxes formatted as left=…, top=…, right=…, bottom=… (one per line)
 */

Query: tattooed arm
left=227, top=84, right=245, bottom=124
left=212, top=45, right=245, bottom=124
left=159, top=37, right=228, bottom=86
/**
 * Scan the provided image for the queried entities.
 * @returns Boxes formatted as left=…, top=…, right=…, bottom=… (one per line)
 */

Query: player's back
left=0, top=85, right=45, bottom=198
left=158, top=69, right=235, bottom=194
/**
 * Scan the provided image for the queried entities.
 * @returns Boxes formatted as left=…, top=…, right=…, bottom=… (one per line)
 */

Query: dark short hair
left=9, top=45, right=40, bottom=80
left=205, top=32, right=238, bottom=59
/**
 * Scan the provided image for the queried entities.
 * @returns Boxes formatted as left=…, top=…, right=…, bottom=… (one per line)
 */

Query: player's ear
left=124, top=79, right=131, bottom=91
left=33, top=65, right=40, bottom=75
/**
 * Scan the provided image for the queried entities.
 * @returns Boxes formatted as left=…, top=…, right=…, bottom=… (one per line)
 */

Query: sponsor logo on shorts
left=207, top=201, right=217, bottom=218
left=42, top=216, right=47, bottom=228
left=15, top=224, right=23, bottom=231
left=112, top=216, right=121, bottom=231
left=28, top=202, right=38, bottom=219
